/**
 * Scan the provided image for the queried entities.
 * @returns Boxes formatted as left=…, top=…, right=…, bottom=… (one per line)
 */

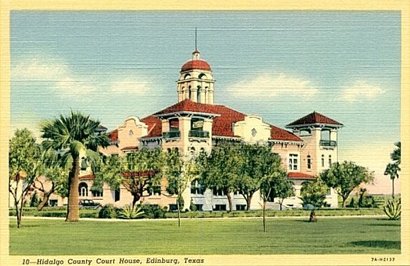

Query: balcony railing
left=320, top=140, right=337, bottom=147
left=162, top=131, right=180, bottom=139
left=189, top=130, right=210, bottom=138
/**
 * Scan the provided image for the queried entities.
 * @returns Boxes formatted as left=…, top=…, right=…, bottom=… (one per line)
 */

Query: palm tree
left=384, top=163, right=400, bottom=198
left=41, top=111, right=109, bottom=222
left=384, top=141, right=401, bottom=199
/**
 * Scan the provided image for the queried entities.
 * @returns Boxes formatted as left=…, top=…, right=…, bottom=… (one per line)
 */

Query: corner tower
left=177, top=49, right=215, bottom=104
left=286, top=112, right=343, bottom=175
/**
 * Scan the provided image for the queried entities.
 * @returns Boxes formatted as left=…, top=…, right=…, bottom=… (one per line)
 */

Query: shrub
left=118, top=205, right=144, bottom=219
left=384, top=198, right=401, bottom=220
left=98, top=204, right=119, bottom=219
left=140, top=204, right=166, bottom=219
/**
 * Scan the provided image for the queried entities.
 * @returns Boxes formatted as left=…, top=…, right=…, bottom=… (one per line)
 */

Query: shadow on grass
left=350, top=240, right=400, bottom=250
left=370, top=223, right=400, bottom=227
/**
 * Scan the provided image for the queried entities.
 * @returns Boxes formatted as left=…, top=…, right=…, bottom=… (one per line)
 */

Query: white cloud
left=341, top=81, right=385, bottom=102
left=12, top=56, right=96, bottom=98
left=12, top=56, right=70, bottom=81
left=54, top=77, right=96, bottom=97
left=227, top=73, right=319, bottom=98
left=110, top=77, right=152, bottom=95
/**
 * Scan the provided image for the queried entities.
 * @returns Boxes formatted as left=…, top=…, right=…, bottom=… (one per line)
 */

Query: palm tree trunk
left=392, top=178, right=395, bottom=199
left=66, top=155, right=80, bottom=222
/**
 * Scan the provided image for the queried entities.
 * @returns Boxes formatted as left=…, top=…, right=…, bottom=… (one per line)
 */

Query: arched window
left=321, top=154, right=325, bottom=167
left=198, top=73, right=207, bottom=79
left=328, top=155, right=332, bottom=168
left=197, top=86, right=201, bottom=102
left=79, top=182, right=88, bottom=197
left=184, top=73, right=191, bottom=79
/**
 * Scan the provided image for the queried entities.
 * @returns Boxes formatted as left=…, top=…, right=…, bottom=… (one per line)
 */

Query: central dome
left=180, top=50, right=211, bottom=72
left=181, top=60, right=211, bottom=72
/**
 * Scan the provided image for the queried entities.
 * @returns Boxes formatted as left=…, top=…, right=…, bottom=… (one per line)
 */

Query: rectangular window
left=148, top=186, right=161, bottom=196
left=307, top=155, right=312, bottom=170
left=213, top=204, right=227, bottom=211
left=213, top=188, right=225, bottom=196
left=191, top=180, right=204, bottom=195
left=194, top=204, right=203, bottom=211
left=236, top=204, right=246, bottom=211
left=288, top=154, right=299, bottom=171
left=169, top=204, right=178, bottom=211
left=114, top=189, right=120, bottom=202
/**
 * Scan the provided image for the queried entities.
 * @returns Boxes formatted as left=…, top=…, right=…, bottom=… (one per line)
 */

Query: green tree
left=320, top=161, right=374, bottom=208
left=100, top=148, right=164, bottom=208
left=164, top=149, right=198, bottom=227
left=9, top=129, right=41, bottom=228
left=197, top=144, right=238, bottom=212
left=41, top=111, right=109, bottom=222
left=384, top=142, right=401, bottom=198
left=33, top=148, right=69, bottom=210
left=257, top=152, right=287, bottom=232
left=235, top=144, right=268, bottom=211
left=300, top=178, right=328, bottom=208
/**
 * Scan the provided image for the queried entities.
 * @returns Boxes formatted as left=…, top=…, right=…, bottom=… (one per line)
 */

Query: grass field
left=10, top=217, right=400, bottom=255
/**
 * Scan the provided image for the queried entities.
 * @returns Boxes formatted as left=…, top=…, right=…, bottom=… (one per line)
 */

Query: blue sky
left=10, top=11, right=401, bottom=194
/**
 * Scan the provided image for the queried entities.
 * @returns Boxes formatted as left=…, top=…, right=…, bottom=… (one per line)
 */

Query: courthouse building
left=35, top=48, right=343, bottom=210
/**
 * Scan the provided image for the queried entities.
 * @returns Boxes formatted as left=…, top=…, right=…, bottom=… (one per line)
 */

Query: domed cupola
left=177, top=49, right=215, bottom=104
left=181, top=50, right=212, bottom=72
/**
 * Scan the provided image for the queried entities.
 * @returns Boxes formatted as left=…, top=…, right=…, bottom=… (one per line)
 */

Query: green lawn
left=10, top=217, right=400, bottom=255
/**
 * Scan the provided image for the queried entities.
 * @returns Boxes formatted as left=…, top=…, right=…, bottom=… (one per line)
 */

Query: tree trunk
left=14, top=197, right=21, bottom=229
left=342, top=196, right=348, bottom=208
left=131, top=193, right=141, bottom=208
left=37, top=183, right=55, bottom=211
left=309, top=210, right=317, bottom=222
left=66, top=155, right=80, bottom=222
left=262, top=200, right=266, bottom=232
left=177, top=194, right=181, bottom=228
left=18, top=198, right=24, bottom=228
left=226, top=192, right=233, bottom=212
left=392, top=178, right=395, bottom=199
left=246, top=194, right=253, bottom=211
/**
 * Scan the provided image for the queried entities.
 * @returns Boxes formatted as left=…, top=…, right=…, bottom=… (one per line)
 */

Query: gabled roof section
left=108, top=129, right=118, bottom=142
left=141, top=100, right=306, bottom=141
left=270, top=125, right=302, bottom=142
left=286, top=111, right=343, bottom=128
left=141, top=115, right=162, bottom=138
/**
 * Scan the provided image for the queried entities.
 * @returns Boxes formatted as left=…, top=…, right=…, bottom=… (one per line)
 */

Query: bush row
left=10, top=205, right=384, bottom=219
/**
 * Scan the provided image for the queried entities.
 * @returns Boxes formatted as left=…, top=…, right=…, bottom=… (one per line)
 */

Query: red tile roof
left=108, top=129, right=118, bottom=142
left=286, top=111, right=343, bottom=128
left=141, top=100, right=301, bottom=141
left=141, top=115, right=162, bottom=138
left=270, top=125, right=302, bottom=142
left=80, top=174, right=95, bottom=180
left=287, top=172, right=316, bottom=180
left=181, top=59, right=211, bottom=72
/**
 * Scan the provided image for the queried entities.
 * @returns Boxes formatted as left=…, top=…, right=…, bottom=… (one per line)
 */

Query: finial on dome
left=192, top=28, right=200, bottom=60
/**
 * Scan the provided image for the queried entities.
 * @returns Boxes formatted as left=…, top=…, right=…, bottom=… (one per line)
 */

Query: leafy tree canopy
left=320, top=161, right=374, bottom=207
